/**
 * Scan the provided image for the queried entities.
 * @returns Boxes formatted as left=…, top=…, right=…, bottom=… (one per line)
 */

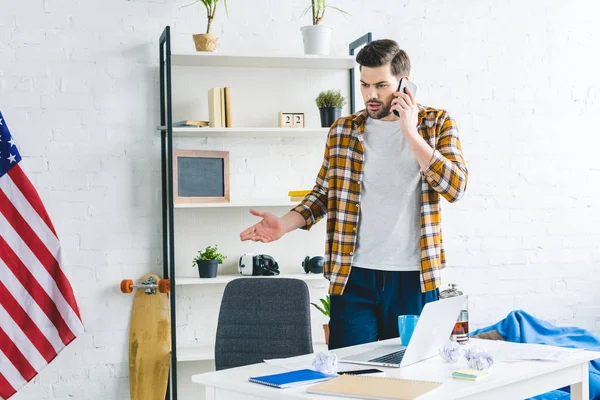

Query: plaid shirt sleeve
left=291, top=134, right=330, bottom=230
left=423, top=112, right=468, bottom=203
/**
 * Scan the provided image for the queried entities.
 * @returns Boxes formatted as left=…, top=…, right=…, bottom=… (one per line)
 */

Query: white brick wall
left=2, top=0, right=600, bottom=399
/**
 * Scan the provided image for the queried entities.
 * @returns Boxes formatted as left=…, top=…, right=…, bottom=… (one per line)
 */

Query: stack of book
left=208, top=87, right=232, bottom=128
left=173, top=120, right=209, bottom=128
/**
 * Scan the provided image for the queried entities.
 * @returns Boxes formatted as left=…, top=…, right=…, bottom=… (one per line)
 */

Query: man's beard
left=366, top=99, right=392, bottom=119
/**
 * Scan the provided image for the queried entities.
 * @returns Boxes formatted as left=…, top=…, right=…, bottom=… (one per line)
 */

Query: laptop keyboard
left=368, top=349, right=406, bottom=364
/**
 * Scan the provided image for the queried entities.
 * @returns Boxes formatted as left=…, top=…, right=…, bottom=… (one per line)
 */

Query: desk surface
left=191, top=338, right=600, bottom=400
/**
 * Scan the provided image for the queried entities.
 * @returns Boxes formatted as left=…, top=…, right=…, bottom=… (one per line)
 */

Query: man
left=240, top=39, right=468, bottom=350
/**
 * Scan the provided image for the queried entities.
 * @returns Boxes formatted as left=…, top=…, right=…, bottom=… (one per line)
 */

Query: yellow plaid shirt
left=292, top=106, right=468, bottom=296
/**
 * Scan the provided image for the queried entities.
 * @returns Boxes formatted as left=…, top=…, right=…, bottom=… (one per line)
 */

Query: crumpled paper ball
left=464, top=345, right=494, bottom=371
left=312, top=351, right=338, bottom=374
left=439, top=339, right=463, bottom=363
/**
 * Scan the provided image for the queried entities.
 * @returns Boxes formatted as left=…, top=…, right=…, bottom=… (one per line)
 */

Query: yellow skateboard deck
left=121, top=273, right=171, bottom=400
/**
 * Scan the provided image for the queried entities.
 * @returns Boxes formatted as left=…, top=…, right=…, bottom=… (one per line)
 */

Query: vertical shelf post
left=349, top=32, right=373, bottom=114
left=160, top=25, right=178, bottom=400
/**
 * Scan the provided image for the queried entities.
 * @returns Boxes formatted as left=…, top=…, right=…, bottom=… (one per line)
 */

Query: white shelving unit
left=159, top=26, right=371, bottom=398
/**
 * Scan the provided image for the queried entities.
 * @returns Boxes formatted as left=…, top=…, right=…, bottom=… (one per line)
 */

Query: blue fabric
left=471, top=310, right=600, bottom=400
left=328, top=268, right=438, bottom=350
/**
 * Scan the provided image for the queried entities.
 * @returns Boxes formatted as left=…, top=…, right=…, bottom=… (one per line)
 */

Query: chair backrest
left=214, top=278, right=314, bottom=370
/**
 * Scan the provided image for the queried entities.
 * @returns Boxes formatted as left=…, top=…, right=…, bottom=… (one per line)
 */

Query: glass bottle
left=439, top=283, right=469, bottom=344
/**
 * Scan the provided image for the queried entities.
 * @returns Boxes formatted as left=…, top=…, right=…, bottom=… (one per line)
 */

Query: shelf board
left=170, top=52, right=356, bottom=70
left=174, top=199, right=298, bottom=209
left=177, top=341, right=329, bottom=362
left=174, top=273, right=326, bottom=286
left=158, top=126, right=329, bottom=138
left=177, top=344, right=214, bottom=362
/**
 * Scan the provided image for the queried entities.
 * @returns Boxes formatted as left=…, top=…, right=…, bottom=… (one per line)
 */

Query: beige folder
left=306, top=374, right=442, bottom=400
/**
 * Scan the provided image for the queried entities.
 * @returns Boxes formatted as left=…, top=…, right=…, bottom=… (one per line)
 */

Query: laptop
left=340, top=295, right=465, bottom=368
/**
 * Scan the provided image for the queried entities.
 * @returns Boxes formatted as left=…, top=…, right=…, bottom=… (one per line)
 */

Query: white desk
left=191, top=338, right=600, bottom=400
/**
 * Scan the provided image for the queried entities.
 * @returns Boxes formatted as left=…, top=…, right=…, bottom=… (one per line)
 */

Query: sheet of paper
left=481, top=341, right=583, bottom=362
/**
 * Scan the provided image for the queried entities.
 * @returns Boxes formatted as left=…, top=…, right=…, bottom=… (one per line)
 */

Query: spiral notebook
left=248, top=369, right=337, bottom=388
left=306, top=374, right=442, bottom=400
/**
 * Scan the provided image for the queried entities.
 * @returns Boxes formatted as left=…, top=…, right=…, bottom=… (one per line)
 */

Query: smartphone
left=393, top=77, right=418, bottom=117
left=338, top=368, right=385, bottom=376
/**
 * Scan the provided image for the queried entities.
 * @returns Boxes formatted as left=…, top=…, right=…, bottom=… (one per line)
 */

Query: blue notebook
left=249, top=369, right=337, bottom=388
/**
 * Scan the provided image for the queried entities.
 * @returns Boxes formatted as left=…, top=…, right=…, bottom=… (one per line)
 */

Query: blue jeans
left=328, top=267, right=439, bottom=350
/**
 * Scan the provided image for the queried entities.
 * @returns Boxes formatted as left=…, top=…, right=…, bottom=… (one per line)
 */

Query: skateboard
left=120, top=273, right=171, bottom=400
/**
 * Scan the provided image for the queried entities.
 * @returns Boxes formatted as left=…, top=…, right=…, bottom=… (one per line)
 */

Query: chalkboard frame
left=173, top=149, right=230, bottom=204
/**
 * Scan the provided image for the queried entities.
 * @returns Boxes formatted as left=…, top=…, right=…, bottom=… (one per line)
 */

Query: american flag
left=0, top=112, right=84, bottom=399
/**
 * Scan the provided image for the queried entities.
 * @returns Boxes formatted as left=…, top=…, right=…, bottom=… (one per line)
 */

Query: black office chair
left=214, top=277, right=314, bottom=370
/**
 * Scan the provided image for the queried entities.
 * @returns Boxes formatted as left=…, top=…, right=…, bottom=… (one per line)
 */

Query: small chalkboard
left=173, top=150, right=230, bottom=204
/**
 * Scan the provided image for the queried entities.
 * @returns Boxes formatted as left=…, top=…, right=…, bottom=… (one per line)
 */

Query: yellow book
left=288, top=190, right=311, bottom=197
left=224, top=86, right=232, bottom=127
left=219, top=87, right=226, bottom=127
left=289, top=196, right=305, bottom=201
left=208, top=88, right=222, bottom=128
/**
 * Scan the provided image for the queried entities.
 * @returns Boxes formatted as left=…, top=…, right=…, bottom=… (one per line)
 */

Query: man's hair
left=355, top=39, right=411, bottom=78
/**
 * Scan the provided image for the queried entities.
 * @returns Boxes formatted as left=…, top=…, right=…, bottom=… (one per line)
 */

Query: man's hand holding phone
left=391, top=78, right=419, bottom=138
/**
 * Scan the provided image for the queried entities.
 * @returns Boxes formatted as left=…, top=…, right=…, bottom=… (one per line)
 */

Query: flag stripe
left=0, top=189, right=81, bottom=321
left=7, top=166, right=56, bottom=237
left=0, top=371, right=17, bottom=400
left=0, top=306, right=46, bottom=375
left=0, top=327, right=36, bottom=384
left=0, top=259, right=64, bottom=353
left=2, top=173, right=61, bottom=266
left=0, top=281, right=58, bottom=363
left=0, top=232, right=75, bottom=345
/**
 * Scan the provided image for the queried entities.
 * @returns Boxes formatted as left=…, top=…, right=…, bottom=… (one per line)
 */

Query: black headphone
left=256, top=254, right=280, bottom=276
left=302, top=256, right=324, bottom=274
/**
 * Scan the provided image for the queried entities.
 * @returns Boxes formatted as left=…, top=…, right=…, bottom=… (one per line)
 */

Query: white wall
left=2, top=0, right=600, bottom=399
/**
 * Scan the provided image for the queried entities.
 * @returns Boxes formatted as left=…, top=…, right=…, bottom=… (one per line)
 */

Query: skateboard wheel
left=120, top=279, right=133, bottom=293
left=158, top=279, right=170, bottom=294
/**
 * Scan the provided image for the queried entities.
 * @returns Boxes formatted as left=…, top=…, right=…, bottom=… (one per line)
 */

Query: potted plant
left=315, top=89, right=346, bottom=127
left=300, top=0, right=350, bottom=55
left=192, top=245, right=227, bottom=278
left=311, top=295, right=331, bottom=344
left=182, top=0, right=229, bottom=52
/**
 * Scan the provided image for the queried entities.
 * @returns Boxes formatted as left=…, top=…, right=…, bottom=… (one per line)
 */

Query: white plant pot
left=300, top=24, right=332, bottom=55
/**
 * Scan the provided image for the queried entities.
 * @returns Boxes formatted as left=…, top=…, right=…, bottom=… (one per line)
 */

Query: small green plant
left=181, top=0, right=229, bottom=34
left=311, top=295, right=330, bottom=317
left=315, top=90, right=346, bottom=109
left=192, top=245, right=227, bottom=266
left=301, top=0, right=350, bottom=25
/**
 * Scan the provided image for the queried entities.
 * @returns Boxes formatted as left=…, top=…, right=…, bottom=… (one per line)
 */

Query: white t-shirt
left=351, top=117, right=422, bottom=271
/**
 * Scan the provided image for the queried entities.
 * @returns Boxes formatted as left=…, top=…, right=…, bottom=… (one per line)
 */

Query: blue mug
left=398, top=315, right=419, bottom=346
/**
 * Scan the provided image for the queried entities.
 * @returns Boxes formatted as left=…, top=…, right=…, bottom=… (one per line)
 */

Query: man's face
left=360, top=64, right=402, bottom=120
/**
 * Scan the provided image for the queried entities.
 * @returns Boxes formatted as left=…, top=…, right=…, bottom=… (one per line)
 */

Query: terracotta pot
left=193, top=33, right=218, bottom=52
left=323, top=323, right=329, bottom=345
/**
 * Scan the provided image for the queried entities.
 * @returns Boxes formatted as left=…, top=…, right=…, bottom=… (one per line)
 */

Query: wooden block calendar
left=278, top=112, right=305, bottom=128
